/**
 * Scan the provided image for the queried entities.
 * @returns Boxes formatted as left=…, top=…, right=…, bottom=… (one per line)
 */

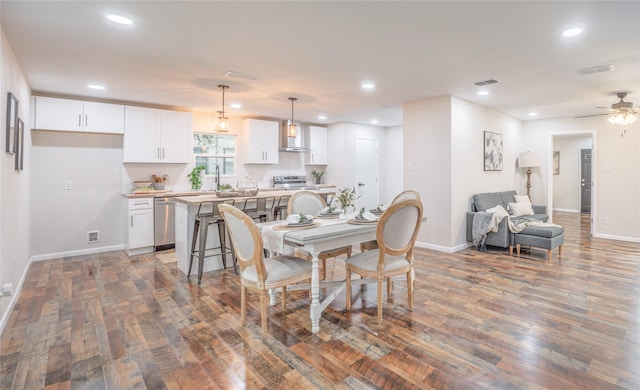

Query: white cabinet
left=127, top=198, right=154, bottom=255
left=33, top=96, right=125, bottom=134
left=123, top=106, right=192, bottom=163
left=243, top=119, right=279, bottom=164
left=304, top=125, right=328, bottom=165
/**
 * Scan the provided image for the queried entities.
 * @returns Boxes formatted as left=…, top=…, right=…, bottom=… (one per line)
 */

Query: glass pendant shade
left=215, top=85, right=230, bottom=133
left=607, top=111, right=637, bottom=126
left=288, top=97, right=297, bottom=138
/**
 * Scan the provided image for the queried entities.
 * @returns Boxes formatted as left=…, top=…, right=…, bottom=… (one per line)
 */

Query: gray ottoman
left=510, top=225, right=564, bottom=261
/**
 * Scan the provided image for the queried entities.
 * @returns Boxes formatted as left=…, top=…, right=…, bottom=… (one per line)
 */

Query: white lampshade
left=518, top=151, right=540, bottom=168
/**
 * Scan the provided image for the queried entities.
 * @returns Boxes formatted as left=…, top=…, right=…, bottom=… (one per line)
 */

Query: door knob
left=357, top=183, right=365, bottom=187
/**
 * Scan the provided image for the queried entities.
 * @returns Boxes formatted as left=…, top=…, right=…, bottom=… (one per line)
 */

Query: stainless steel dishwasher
left=154, top=197, right=175, bottom=251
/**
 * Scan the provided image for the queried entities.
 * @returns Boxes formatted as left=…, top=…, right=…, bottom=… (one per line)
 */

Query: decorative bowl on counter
left=133, top=181, right=153, bottom=189
left=240, top=189, right=259, bottom=196
left=215, top=191, right=242, bottom=198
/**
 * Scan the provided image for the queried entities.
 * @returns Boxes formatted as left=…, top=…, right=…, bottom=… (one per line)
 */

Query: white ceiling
left=2, top=1, right=639, bottom=127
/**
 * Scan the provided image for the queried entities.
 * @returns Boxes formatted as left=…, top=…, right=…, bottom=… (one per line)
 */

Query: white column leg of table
left=308, top=245, right=321, bottom=334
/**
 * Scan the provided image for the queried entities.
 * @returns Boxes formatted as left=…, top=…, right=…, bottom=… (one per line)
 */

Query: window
left=193, top=133, right=236, bottom=176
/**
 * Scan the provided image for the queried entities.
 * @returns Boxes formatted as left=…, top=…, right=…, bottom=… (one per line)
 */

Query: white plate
left=287, top=220, right=314, bottom=227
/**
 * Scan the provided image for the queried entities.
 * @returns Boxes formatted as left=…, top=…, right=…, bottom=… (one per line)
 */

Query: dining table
left=258, top=216, right=379, bottom=334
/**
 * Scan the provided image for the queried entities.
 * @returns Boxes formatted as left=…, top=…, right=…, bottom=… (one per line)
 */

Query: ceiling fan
left=577, top=92, right=638, bottom=125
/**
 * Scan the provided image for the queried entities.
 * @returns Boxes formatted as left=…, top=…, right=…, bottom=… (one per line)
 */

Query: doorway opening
left=549, top=132, right=595, bottom=236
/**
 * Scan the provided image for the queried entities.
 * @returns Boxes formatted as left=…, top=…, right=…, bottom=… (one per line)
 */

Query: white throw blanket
left=508, top=216, right=562, bottom=233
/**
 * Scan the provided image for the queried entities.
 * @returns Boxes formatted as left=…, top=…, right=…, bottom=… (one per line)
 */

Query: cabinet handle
left=85, top=114, right=88, bottom=127
left=78, top=114, right=82, bottom=127
left=311, top=153, right=314, bottom=162
left=157, top=147, right=160, bottom=159
left=162, top=148, right=165, bottom=159
left=264, top=151, right=267, bottom=161
left=130, top=215, right=133, bottom=227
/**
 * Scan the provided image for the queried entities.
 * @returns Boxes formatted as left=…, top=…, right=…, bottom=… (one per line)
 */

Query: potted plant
left=311, top=170, right=325, bottom=184
left=187, top=165, right=206, bottom=190
left=337, top=187, right=359, bottom=217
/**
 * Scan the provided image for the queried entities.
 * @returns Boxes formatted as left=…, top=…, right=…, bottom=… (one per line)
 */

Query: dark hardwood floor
left=1, top=212, right=638, bottom=389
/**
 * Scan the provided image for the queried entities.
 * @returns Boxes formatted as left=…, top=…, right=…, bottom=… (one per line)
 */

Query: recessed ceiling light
left=477, top=91, right=489, bottom=96
left=370, top=119, right=379, bottom=124
left=318, top=115, right=327, bottom=120
left=230, top=103, right=242, bottom=109
left=529, top=112, right=538, bottom=117
left=88, top=84, right=105, bottom=90
left=562, top=27, right=582, bottom=37
left=361, top=82, right=375, bottom=90
left=106, top=14, right=133, bottom=25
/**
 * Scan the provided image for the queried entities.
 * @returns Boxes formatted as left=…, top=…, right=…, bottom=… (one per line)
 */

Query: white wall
left=30, top=131, right=125, bottom=256
left=524, top=117, right=640, bottom=242
left=1, top=28, right=32, bottom=329
left=553, top=135, right=592, bottom=212
left=384, top=125, right=403, bottom=203
left=404, top=96, right=524, bottom=251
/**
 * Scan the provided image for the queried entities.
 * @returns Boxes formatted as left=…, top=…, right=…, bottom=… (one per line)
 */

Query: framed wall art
left=6, top=92, right=18, bottom=155
left=553, top=151, right=559, bottom=175
left=483, top=131, right=503, bottom=171
left=15, top=118, right=24, bottom=171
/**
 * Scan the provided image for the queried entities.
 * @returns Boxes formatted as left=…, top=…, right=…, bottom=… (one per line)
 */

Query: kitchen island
left=173, top=189, right=334, bottom=277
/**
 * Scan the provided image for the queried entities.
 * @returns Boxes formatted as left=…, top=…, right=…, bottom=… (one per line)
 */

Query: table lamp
left=518, top=151, right=540, bottom=199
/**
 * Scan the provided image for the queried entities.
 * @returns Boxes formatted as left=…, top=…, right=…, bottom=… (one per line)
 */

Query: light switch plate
left=64, top=180, right=72, bottom=190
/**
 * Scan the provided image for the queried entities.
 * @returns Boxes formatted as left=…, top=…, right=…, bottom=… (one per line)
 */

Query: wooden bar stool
left=188, top=199, right=237, bottom=284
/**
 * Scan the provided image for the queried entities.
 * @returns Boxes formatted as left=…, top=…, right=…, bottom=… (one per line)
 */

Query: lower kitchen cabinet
left=127, top=198, right=154, bottom=255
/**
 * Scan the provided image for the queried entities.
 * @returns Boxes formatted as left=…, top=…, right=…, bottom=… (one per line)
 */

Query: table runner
left=262, top=218, right=347, bottom=255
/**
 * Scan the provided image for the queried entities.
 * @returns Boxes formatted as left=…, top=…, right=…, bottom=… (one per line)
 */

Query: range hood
left=279, top=120, right=310, bottom=152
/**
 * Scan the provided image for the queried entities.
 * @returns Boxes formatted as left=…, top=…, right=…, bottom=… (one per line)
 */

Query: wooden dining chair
left=345, top=198, right=423, bottom=324
left=287, top=191, right=352, bottom=280
left=218, top=204, right=312, bottom=333
left=360, top=189, right=421, bottom=252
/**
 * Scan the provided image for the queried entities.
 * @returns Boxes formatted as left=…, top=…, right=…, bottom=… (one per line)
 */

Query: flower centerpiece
left=311, top=170, right=325, bottom=184
left=336, top=187, right=360, bottom=216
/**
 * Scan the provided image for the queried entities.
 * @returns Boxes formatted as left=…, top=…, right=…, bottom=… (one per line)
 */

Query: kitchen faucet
left=215, top=165, right=220, bottom=190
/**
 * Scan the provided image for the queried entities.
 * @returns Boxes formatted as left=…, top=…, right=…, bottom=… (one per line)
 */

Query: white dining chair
left=287, top=191, right=352, bottom=279
left=218, top=203, right=312, bottom=333
left=345, top=198, right=423, bottom=324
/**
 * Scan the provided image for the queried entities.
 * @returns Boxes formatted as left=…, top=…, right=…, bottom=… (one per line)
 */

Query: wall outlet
left=1, top=283, right=12, bottom=297
left=603, top=216, right=609, bottom=225
left=64, top=180, right=73, bottom=190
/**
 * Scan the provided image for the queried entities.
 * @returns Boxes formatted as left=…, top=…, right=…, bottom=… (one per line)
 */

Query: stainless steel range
left=273, top=175, right=319, bottom=191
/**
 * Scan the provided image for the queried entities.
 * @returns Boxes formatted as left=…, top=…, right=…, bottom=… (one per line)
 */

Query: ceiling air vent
left=473, top=79, right=500, bottom=87
left=577, top=64, right=614, bottom=76
left=225, top=71, right=261, bottom=81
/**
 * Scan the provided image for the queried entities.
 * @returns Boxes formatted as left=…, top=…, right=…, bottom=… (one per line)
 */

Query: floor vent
left=577, top=64, right=614, bottom=75
left=87, top=231, right=100, bottom=243
left=473, top=78, right=500, bottom=86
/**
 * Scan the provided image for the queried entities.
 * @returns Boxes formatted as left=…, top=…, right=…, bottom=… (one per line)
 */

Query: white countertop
left=123, top=185, right=335, bottom=199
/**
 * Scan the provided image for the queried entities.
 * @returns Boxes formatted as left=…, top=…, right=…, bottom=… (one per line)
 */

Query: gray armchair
left=466, top=191, right=547, bottom=249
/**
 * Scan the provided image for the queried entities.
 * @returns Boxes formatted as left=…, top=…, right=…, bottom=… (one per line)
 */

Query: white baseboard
left=30, top=244, right=125, bottom=262
left=553, top=208, right=580, bottom=213
left=0, top=256, right=33, bottom=335
left=593, top=233, right=640, bottom=244
left=415, top=241, right=472, bottom=253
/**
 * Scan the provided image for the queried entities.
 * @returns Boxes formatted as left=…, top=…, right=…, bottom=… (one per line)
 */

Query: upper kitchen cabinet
left=304, top=125, right=328, bottom=165
left=33, top=96, right=125, bottom=134
left=123, top=106, right=192, bottom=163
left=243, top=118, right=279, bottom=164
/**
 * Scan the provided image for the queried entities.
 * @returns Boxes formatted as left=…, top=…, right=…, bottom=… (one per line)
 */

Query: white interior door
left=355, top=137, right=379, bottom=209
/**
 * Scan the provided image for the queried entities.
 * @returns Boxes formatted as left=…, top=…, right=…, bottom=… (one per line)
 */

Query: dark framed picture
left=15, top=118, right=24, bottom=171
left=484, top=131, right=503, bottom=171
left=6, top=92, right=18, bottom=155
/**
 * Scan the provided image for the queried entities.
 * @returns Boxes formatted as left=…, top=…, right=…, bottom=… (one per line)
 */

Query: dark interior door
left=581, top=149, right=592, bottom=213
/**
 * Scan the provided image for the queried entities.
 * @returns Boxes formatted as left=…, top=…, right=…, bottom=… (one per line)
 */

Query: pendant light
left=288, top=97, right=297, bottom=138
left=215, top=85, right=229, bottom=133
